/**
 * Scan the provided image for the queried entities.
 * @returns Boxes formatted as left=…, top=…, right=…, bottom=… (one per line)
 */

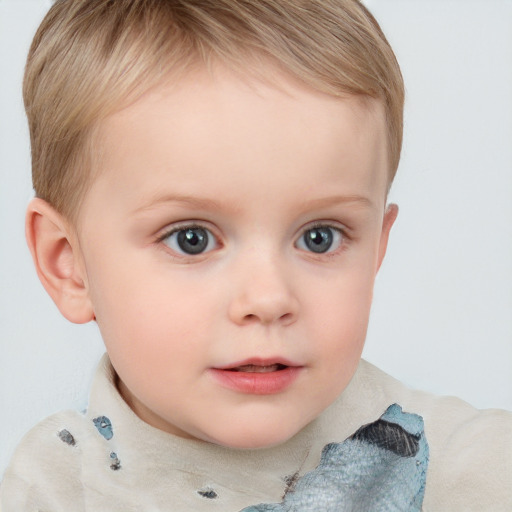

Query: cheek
left=87, top=256, right=215, bottom=366
left=305, top=266, right=375, bottom=360
left=93, top=281, right=215, bottom=407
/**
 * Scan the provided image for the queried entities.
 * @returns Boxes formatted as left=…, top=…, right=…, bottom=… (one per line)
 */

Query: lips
left=226, top=363, right=288, bottom=373
left=210, top=358, right=302, bottom=394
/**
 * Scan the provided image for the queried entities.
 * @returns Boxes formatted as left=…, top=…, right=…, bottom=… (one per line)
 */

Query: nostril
left=241, top=313, right=258, bottom=324
left=279, top=312, right=294, bottom=324
left=242, top=311, right=294, bottom=325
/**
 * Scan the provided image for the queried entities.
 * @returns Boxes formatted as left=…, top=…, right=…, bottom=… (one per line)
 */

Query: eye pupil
left=304, top=227, right=333, bottom=253
left=177, top=228, right=209, bottom=254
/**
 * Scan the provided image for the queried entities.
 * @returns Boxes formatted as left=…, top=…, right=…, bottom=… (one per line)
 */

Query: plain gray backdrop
left=1, top=0, right=511, bottom=478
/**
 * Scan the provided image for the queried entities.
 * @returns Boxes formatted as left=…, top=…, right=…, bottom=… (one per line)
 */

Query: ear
left=25, top=198, right=94, bottom=324
left=375, top=203, right=398, bottom=273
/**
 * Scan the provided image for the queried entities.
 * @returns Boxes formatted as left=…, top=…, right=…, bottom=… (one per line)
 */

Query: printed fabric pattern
left=242, top=404, right=429, bottom=512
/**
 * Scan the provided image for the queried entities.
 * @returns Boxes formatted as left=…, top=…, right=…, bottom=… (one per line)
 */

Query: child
left=1, top=0, right=511, bottom=510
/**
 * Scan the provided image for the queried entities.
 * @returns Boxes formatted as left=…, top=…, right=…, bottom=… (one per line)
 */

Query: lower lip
left=209, top=367, right=302, bottom=395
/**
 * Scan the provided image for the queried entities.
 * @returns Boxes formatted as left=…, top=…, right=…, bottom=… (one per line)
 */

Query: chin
left=203, top=420, right=304, bottom=450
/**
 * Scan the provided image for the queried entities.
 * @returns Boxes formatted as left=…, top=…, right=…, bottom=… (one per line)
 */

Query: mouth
left=225, top=363, right=289, bottom=373
left=210, top=358, right=303, bottom=394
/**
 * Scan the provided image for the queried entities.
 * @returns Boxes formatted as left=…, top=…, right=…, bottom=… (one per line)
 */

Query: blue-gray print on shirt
left=92, top=415, right=122, bottom=470
left=93, top=415, right=114, bottom=440
left=241, top=404, right=429, bottom=512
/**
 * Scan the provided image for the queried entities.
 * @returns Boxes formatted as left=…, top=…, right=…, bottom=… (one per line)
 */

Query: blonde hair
left=24, top=0, right=404, bottom=222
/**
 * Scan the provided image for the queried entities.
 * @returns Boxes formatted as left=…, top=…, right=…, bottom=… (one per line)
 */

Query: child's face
left=74, top=67, right=395, bottom=448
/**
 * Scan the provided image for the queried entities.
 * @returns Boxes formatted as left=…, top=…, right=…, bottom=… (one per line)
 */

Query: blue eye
left=296, top=226, right=343, bottom=254
left=162, top=226, right=217, bottom=255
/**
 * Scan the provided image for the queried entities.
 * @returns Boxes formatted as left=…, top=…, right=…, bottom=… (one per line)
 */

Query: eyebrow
left=300, top=195, right=375, bottom=211
left=132, top=193, right=374, bottom=215
left=133, top=194, right=226, bottom=215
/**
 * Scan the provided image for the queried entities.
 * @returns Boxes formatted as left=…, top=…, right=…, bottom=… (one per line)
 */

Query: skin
left=27, top=67, right=397, bottom=449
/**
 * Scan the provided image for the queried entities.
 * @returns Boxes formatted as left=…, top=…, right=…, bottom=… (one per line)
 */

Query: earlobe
left=376, top=203, right=398, bottom=273
left=25, top=198, right=94, bottom=324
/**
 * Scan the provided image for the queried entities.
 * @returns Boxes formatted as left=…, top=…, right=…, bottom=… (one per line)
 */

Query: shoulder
left=422, top=402, right=512, bottom=511
left=0, top=410, right=87, bottom=511
left=357, top=360, right=512, bottom=511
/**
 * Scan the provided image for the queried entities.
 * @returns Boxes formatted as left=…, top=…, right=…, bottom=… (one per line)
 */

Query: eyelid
left=297, top=220, right=348, bottom=238
left=156, top=219, right=217, bottom=240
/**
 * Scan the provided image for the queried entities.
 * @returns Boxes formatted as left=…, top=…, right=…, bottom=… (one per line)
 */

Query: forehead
left=87, top=67, right=389, bottom=217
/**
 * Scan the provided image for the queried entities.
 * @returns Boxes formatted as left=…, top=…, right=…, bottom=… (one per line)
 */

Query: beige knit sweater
left=1, top=354, right=511, bottom=511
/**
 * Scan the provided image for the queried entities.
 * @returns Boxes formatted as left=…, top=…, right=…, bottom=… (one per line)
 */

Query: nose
left=227, top=252, right=299, bottom=327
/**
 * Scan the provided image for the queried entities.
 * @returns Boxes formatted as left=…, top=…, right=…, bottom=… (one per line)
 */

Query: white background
left=1, top=0, right=511, bottom=479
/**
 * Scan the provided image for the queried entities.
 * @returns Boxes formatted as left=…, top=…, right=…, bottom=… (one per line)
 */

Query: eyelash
left=156, top=223, right=220, bottom=256
left=156, top=221, right=349, bottom=258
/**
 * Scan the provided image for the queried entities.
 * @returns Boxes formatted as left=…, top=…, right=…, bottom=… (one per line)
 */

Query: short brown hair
left=24, top=0, right=404, bottom=222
